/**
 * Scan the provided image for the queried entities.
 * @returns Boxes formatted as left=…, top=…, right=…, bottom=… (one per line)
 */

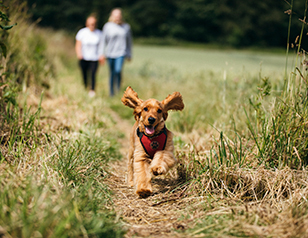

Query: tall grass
left=1, top=0, right=307, bottom=237
left=1, top=0, right=54, bottom=91
left=100, top=1, right=308, bottom=236
left=171, top=1, right=308, bottom=236
left=0, top=95, right=125, bottom=237
left=0, top=1, right=125, bottom=237
left=0, top=154, right=124, bottom=238
left=246, top=2, right=308, bottom=169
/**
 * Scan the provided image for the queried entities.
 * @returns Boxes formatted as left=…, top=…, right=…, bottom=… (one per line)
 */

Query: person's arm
left=98, top=25, right=107, bottom=64
left=75, top=40, right=83, bottom=60
left=126, top=25, right=132, bottom=61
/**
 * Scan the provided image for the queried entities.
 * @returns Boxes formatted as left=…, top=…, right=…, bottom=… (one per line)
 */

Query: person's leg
left=107, top=58, right=115, bottom=96
left=89, top=61, right=98, bottom=91
left=114, top=56, right=125, bottom=93
left=79, top=59, right=88, bottom=89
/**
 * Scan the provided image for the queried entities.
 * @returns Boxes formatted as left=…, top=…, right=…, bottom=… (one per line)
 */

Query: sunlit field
left=131, top=45, right=289, bottom=76
left=103, top=42, right=308, bottom=237
left=2, top=12, right=308, bottom=236
left=107, top=44, right=291, bottom=136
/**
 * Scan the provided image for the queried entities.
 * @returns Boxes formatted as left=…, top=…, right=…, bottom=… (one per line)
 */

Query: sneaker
left=89, top=90, right=96, bottom=98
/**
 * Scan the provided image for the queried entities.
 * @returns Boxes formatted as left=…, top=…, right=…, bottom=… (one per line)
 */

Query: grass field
left=96, top=40, right=308, bottom=237
left=131, top=45, right=289, bottom=76
left=110, top=44, right=291, bottom=135
left=2, top=14, right=308, bottom=237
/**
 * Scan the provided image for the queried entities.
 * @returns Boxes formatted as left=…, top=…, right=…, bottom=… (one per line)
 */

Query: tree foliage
left=27, top=0, right=307, bottom=48
left=0, top=2, right=16, bottom=58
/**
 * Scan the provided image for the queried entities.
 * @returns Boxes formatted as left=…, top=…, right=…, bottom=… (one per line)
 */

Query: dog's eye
left=144, top=107, right=148, bottom=112
left=157, top=109, right=162, bottom=113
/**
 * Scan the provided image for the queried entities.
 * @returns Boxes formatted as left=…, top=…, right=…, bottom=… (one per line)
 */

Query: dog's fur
left=121, top=86, right=184, bottom=197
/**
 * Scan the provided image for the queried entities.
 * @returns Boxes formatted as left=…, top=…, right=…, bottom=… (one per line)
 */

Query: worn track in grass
left=105, top=109, right=191, bottom=238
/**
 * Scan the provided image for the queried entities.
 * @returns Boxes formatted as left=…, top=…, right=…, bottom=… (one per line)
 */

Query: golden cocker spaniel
left=121, top=86, right=184, bottom=197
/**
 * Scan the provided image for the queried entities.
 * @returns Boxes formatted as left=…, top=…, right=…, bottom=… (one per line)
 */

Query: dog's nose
left=148, top=117, right=156, bottom=124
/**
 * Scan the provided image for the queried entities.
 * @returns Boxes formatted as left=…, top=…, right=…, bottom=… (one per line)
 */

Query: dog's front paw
left=151, top=165, right=167, bottom=176
left=136, top=188, right=152, bottom=198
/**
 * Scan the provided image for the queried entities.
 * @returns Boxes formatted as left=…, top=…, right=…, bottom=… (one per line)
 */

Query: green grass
left=106, top=5, right=308, bottom=235
left=2, top=36, right=307, bottom=237
left=2, top=0, right=308, bottom=236
left=0, top=3, right=126, bottom=236
left=0, top=168, right=124, bottom=238
left=0, top=93, right=125, bottom=237
left=129, top=45, right=289, bottom=76
left=111, top=43, right=289, bottom=136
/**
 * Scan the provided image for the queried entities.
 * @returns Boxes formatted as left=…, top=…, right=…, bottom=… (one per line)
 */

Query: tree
left=0, top=1, right=16, bottom=57
left=26, top=0, right=307, bottom=48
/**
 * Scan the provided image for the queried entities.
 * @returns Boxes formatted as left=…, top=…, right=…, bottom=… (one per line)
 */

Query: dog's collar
left=137, top=126, right=167, bottom=159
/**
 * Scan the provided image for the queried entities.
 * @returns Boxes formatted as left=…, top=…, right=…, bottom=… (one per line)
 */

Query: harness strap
left=137, top=126, right=167, bottom=159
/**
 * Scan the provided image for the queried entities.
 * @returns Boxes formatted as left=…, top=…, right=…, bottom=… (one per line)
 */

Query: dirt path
left=42, top=60, right=193, bottom=236
left=105, top=109, right=190, bottom=238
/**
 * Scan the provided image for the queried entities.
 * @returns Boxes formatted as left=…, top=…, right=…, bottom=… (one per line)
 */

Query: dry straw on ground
left=106, top=111, right=308, bottom=238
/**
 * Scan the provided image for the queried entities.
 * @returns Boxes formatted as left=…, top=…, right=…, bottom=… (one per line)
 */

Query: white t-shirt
left=76, top=27, right=102, bottom=61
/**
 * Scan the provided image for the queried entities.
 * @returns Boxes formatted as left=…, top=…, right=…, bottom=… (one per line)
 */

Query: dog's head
left=121, top=86, right=184, bottom=136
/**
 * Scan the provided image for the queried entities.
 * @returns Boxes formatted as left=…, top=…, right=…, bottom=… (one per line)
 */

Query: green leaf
left=0, top=11, right=10, bottom=22
left=0, top=23, right=17, bottom=30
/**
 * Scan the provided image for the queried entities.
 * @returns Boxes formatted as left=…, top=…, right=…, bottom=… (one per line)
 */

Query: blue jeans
left=107, top=56, right=125, bottom=96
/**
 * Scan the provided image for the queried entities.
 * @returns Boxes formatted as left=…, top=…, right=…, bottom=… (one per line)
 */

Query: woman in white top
left=75, top=15, right=102, bottom=97
left=99, top=8, right=132, bottom=97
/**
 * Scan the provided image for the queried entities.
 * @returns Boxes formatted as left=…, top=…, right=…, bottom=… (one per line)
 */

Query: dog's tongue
left=145, top=126, right=155, bottom=135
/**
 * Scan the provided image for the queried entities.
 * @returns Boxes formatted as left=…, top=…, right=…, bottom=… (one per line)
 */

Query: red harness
left=137, top=127, right=167, bottom=159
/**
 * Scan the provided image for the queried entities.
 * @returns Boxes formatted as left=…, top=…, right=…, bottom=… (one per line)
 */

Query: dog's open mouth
left=145, top=125, right=155, bottom=135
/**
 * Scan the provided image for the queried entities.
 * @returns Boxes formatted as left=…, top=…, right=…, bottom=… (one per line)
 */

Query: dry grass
left=167, top=130, right=308, bottom=237
left=2, top=8, right=308, bottom=235
left=105, top=161, right=188, bottom=238
left=96, top=93, right=308, bottom=237
left=106, top=139, right=308, bottom=237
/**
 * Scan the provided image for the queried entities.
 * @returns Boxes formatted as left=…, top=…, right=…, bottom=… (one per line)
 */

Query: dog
left=121, top=86, right=184, bottom=197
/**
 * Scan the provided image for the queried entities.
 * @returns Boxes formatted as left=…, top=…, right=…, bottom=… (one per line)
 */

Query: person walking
left=75, top=15, right=102, bottom=97
left=98, top=8, right=132, bottom=97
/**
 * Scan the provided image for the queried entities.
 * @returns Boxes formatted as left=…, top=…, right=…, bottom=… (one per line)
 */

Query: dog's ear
left=161, top=92, right=184, bottom=111
left=161, top=92, right=184, bottom=120
left=121, top=86, right=143, bottom=121
left=121, top=86, right=143, bottom=109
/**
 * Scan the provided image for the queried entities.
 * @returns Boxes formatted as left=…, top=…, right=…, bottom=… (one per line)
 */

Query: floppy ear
left=121, top=86, right=143, bottom=109
left=161, top=92, right=184, bottom=120
left=161, top=92, right=184, bottom=111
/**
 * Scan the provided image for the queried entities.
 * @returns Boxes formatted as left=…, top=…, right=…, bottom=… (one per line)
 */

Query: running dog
left=121, top=86, right=184, bottom=197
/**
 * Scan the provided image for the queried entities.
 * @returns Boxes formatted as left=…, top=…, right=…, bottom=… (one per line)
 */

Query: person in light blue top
left=99, top=8, right=132, bottom=96
left=75, top=15, right=102, bottom=97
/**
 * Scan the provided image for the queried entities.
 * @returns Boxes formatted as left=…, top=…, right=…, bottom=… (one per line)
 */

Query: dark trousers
left=79, top=60, right=98, bottom=90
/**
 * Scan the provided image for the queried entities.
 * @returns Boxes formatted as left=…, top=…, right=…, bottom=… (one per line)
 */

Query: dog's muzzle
left=148, top=117, right=156, bottom=124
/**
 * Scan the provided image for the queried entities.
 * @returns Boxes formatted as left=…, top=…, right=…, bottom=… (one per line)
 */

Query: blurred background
left=27, top=0, right=305, bottom=48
